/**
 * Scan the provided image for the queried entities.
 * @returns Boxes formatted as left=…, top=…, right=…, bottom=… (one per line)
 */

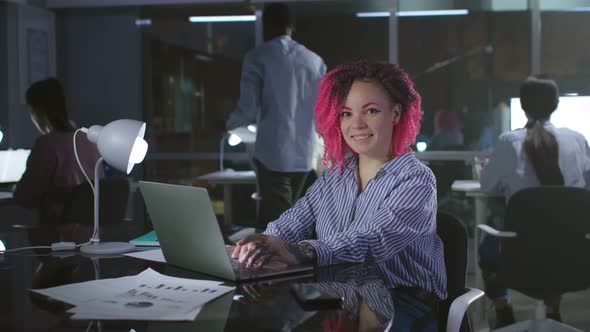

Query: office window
left=139, top=4, right=255, bottom=185
left=396, top=11, right=531, bottom=153
left=139, top=2, right=390, bottom=184
left=541, top=11, right=590, bottom=94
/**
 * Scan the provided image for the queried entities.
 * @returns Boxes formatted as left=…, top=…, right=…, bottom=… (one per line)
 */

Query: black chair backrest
left=436, top=210, right=470, bottom=332
left=501, top=186, right=590, bottom=297
left=428, top=154, right=471, bottom=200
left=61, top=177, right=130, bottom=226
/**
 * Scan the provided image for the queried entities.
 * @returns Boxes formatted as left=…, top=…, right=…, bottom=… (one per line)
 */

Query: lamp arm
left=73, top=129, right=95, bottom=195
left=219, top=133, right=229, bottom=171
left=90, top=157, right=104, bottom=243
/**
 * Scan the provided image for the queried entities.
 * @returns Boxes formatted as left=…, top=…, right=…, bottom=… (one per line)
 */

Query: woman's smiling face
left=340, top=80, right=401, bottom=160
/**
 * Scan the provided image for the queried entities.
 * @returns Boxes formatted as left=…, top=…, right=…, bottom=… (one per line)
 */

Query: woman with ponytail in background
left=14, top=78, right=101, bottom=243
left=479, top=76, right=590, bottom=327
left=481, top=77, right=590, bottom=197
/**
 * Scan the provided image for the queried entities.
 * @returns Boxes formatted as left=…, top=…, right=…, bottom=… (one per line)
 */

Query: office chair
left=62, top=176, right=130, bottom=226
left=12, top=177, right=131, bottom=246
left=427, top=145, right=471, bottom=201
left=62, top=176, right=133, bottom=243
left=437, top=210, right=485, bottom=332
left=477, top=186, right=590, bottom=332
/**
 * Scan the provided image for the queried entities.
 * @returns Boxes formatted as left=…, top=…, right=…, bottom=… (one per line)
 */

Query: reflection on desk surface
left=147, top=290, right=234, bottom=332
left=0, top=246, right=437, bottom=331
left=197, top=170, right=256, bottom=184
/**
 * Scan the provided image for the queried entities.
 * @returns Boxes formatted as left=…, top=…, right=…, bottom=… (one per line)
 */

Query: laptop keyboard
left=230, top=258, right=273, bottom=274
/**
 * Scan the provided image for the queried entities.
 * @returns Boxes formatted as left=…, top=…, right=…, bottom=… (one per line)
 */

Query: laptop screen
left=0, top=149, right=31, bottom=184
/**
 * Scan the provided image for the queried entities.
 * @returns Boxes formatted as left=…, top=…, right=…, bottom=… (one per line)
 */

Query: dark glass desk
left=0, top=246, right=436, bottom=332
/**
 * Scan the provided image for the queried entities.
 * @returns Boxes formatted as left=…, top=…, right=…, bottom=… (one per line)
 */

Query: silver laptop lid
left=138, top=181, right=236, bottom=280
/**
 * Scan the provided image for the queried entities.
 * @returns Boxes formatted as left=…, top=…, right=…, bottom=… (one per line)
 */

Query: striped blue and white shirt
left=265, top=152, right=447, bottom=299
left=315, top=278, right=394, bottom=326
left=313, top=264, right=396, bottom=326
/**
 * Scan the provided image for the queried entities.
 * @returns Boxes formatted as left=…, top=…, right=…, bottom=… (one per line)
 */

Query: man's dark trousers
left=254, top=159, right=309, bottom=227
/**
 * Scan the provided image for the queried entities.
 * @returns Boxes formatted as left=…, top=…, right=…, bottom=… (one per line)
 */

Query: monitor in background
left=0, top=149, right=30, bottom=184
left=510, top=96, right=590, bottom=144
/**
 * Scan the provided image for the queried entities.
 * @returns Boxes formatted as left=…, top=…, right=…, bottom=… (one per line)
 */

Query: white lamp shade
left=228, top=126, right=256, bottom=144
left=87, top=119, right=148, bottom=174
left=227, top=134, right=242, bottom=146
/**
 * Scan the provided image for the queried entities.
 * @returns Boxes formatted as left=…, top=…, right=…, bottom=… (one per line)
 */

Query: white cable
left=73, top=129, right=95, bottom=195
left=0, top=245, right=51, bottom=253
left=19, top=253, right=53, bottom=257
left=76, top=241, right=93, bottom=248
left=0, top=241, right=93, bottom=254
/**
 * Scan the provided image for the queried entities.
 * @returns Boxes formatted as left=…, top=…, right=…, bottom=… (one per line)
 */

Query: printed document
left=31, top=268, right=234, bottom=321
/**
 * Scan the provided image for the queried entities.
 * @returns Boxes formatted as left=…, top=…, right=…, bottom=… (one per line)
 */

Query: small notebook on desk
left=130, top=230, right=159, bottom=247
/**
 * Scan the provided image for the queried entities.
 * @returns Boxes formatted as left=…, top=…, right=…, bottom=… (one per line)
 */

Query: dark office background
left=2, top=0, right=590, bottom=225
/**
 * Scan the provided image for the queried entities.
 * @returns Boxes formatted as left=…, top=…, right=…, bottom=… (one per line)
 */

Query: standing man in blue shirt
left=226, top=3, right=326, bottom=227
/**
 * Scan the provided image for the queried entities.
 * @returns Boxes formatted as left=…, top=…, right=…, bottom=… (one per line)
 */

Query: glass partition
left=132, top=2, right=590, bottom=226
left=138, top=2, right=389, bottom=225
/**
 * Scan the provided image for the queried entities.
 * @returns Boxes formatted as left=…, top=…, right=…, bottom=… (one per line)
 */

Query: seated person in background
left=428, top=110, right=464, bottom=150
left=481, top=77, right=590, bottom=197
left=479, top=76, right=590, bottom=326
left=232, top=61, right=447, bottom=304
left=13, top=78, right=101, bottom=243
left=475, top=102, right=505, bottom=153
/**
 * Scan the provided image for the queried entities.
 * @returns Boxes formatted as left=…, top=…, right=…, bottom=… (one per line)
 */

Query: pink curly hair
left=314, top=61, right=422, bottom=171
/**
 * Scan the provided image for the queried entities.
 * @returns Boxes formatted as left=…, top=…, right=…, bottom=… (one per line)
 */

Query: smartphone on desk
left=291, top=283, right=343, bottom=310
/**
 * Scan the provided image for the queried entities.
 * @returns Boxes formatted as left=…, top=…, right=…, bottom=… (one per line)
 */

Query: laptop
left=0, top=149, right=30, bottom=184
left=138, top=181, right=313, bottom=281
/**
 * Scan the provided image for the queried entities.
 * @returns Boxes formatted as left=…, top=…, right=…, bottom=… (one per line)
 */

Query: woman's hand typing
left=231, top=234, right=317, bottom=269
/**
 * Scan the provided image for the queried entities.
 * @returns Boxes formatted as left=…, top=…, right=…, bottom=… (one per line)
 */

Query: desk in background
left=0, top=191, right=14, bottom=208
left=451, top=181, right=502, bottom=258
left=451, top=179, right=502, bottom=323
left=0, top=191, right=13, bottom=200
left=451, top=180, right=487, bottom=288
left=197, top=170, right=256, bottom=226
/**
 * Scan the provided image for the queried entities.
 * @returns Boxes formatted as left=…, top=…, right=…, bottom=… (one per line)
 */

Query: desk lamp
left=219, top=125, right=256, bottom=171
left=75, top=119, right=148, bottom=255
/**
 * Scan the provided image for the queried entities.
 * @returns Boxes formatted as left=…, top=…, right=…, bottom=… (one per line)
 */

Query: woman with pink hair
left=233, top=61, right=445, bottom=304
